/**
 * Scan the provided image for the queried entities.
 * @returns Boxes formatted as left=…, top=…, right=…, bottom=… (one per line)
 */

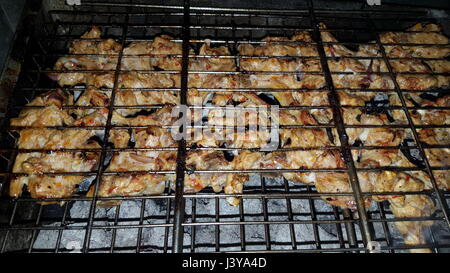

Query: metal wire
left=0, top=0, right=449, bottom=253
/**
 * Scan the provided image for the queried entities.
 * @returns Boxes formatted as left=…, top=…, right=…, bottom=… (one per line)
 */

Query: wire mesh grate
left=0, top=0, right=449, bottom=253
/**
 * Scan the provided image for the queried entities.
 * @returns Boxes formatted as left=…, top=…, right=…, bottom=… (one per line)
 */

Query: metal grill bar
left=80, top=11, right=129, bottom=252
left=308, top=0, right=373, bottom=249
left=172, top=0, right=190, bottom=253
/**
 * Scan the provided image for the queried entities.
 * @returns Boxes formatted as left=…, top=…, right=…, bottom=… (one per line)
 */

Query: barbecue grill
left=0, top=0, right=449, bottom=253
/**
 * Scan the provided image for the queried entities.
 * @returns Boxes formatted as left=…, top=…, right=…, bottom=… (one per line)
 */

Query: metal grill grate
left=0, top=0, right=449, bottom=253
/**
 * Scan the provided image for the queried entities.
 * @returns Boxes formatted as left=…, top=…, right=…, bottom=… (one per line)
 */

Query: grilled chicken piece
left=111, top=105, right=177, bottom=126
left=238, top=32, right=317, bottom=57
left=114, top=90, right=179, bottom=116
left=338, top=90, right=401, bottom=106
left=17, top=128, right=101, bottom=149
left=280, top=128, right=337, bottom=148
left=10, top=105, right=75, bottom=127
left=405, top=92, right=450, bottom=108
left=357, top=170, right=436, bottom=252
left=238, top=32, right=324, bottom=90
left=342, top=107, right=407, bottom=125
left=190, top=40, right=236, bottom=71
left=121, top=41, right=153, bottom=71
left=10, top=88, right=109, bottom=128
left=269, top=90, right=329, bottom=106
left=187, top=40, right=238, bottom=89
left=241, top=72, right=325, bottom=89
left=261, top=149, right=345, bottom=185
left=10, top=89, right=75, bottom=127
left=9, top=175, right=84, bottom=202
left=75, top=88, right=110, bottom=107
left=72, top=108, right=109, bottom=127
left=13, top=151, right=99, bottom=174
left=391, top=194, right=436, bottom=253
left=423, top=60, right=450, bottom=73
left=150, top=35, right=194, bottom=71
left=382, top=24, right=450, bottom=59
left=107, top=150, right=176, bottom=172
left=278, top=108, right=333, bottom=125
left=184, top=150, right=233, bottom=194
left=72, top=89, right=111, bottom=125
left=27, top=89, right=74, bottom=107
left=424, top=148, right=450, bottom=167
left=77, top=86, right=179, bottom=118
left=87, top=174, right=168, bottom=207
left=109, top=129, right=131, bottom=148
left=69, top=26, right=122, bottom=55
left=409, top=109, right=450, bottom=125
left=347, top=127, right=404, bottom=147
left=345, top=106, right=405, bottom=147
left=418, top=128, right=450, bottom=145
left=396, top=74, right=449, bottom=90
left=432, top=170, right=450, bottom=190
left=54, top=26, right=121, bottom=86
left=314, top=172, right=368, bottom=210
left=187, top=128, right=272, bottom=149
left=320, top=24, right=400, bottom=91
left=353, top=148, right=414, bottom=168
left=332, top=73, right=393, bottom=90
left=417, top=128, right=450, bottom=168
left=320, top=27, right=355, bottom=58
left=188, top=73, right=239, bottom=89
left=107, top=126, right=177, bottom=172
left=91, top=72, right=180, bottom=89
left=240, top=56, right=321, bottom=72
left=91, top=127, right=176, bottom=205
left=225, top=150, right=263, bottom=206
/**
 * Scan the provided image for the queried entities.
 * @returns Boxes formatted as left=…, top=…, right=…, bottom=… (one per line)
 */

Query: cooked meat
left=391, top=194, right=436, bottom=253
left=17, top=128, right=102, bottom=149
left=150, top=35, right=194, bottom=71
left=190, top=40, right=236, bottom=71
left=107, top=126, right=177, bottom=172
left=241, top=73, right=326, bottom=89
left=315, top=172, right=369, bottom=210
left=280, top=128, right=337, bottom=148
left=10, top=105, right=75, bottom=127
left=13, top=151, right=99, bottom=174
left=54, top=26, right=121, bottom=86
left=10, top=175, right=84, bottom=202
left=238, top=32, right=316, bottom=57
left=184, top=150, right=232, bottom=194
left=87, top=174, right=168, bottom=207
left=121, top=41, right=153, bottom=71
left=111, top=105, right=177, bottom=126
left=396, top=74, right=449, bottom=90
left=410, top=109, right=450, bottom=125
left=114, top=89, right=179, bottom=116
left=72, top=108, right=109, bottom=127
left=109, top=129, right=131, bottom=148
left=91, top=72, right=180, bottom=89
left=238, top=32, right=324, bottom=90
left=75, top=87, right=110, bottom=108
left=418, top=128, right=450, bottom=145
left=271, top=91, right=329, bottom=106
left=338, top=90, right=401, bottom=106
left=28, top=89, right=74, bottom=107
left=225, top=150, right=263, bottom=205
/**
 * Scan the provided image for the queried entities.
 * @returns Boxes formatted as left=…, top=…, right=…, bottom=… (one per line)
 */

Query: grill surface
left=0, top=0, right=449, bottom=253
